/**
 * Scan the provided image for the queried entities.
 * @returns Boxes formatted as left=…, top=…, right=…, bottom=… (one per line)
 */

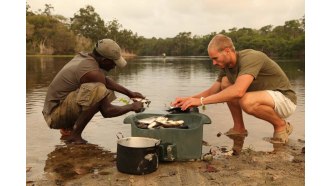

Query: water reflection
left=26, top=56, right=71, bottom=92
left=44, top=143, right=115, bottom=182
left=227, top=135, right=246, bottom=155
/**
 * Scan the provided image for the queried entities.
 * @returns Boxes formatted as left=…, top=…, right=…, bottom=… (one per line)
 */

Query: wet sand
left=26, top=139, right=304, bottom=186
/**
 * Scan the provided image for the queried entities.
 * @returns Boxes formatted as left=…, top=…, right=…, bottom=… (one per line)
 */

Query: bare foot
left=60, top=128, right=72, bottom=140
left=62, top=135, right=88, bottom=144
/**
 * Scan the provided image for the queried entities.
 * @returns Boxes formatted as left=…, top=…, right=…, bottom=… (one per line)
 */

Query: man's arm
left=172, top=81, right=221, bottom=107
left=191, top=81, right=222, bottom=98
left=80, top=70, right=143, bottom=98
left=180, top=74, right=254, bottom=110
left=104, top=76, right=135, bottom=97
left=203, top=74, right=253, bottom=104
left=80, top=70, right=107, bottom=84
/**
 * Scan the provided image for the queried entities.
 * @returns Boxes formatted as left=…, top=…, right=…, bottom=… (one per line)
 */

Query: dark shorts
left=44, top=83, right=116, bottom=129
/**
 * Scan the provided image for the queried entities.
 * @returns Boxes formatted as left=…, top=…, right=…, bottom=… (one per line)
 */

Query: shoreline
left=26, top=139, right=305, bottom=186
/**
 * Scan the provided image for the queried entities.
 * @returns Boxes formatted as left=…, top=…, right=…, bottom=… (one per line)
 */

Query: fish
left=166, top=106, right=199, bottom=113
left=137, top=116, right=186, bottom=129
left=155, top=116, right=168, bottom=124
left=131, top=98, right=151, bottom=107
left=147, top=122, right=157, bottom=129
left=137, top=116, right=158, bottom=124
left=166, top=106, right=186, bottom=113
left=161, top=120, right=184, bottom=128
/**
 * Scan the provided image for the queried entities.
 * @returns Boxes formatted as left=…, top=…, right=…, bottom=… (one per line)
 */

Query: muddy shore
left=26, top=139, right=304, bottom=186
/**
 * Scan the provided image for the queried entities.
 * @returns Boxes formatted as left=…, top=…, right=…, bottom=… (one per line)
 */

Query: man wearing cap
left=42, top=39, right=145, bottom=144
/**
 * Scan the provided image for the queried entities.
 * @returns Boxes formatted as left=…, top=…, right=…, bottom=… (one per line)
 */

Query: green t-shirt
left=217, top=49, right=297, bottom=104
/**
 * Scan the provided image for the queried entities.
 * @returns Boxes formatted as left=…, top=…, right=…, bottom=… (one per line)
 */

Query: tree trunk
left=39, top=39, right=54, bottom=55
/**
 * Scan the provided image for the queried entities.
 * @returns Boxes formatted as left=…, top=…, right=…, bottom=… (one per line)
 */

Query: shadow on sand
left=44, top=143, right=116, bottom=184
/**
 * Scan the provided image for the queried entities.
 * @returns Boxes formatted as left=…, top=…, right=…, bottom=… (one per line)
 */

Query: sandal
left=271, top=121, right=293, bottom=144
left=224, top=128, right=248, bottom=137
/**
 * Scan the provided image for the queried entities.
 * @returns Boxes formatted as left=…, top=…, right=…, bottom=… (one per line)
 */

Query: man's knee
left=84, top=82, right=108, bottom=99
left=77, top=83, right=110, bottom=110
left=239, top=94, right=257, bottom=115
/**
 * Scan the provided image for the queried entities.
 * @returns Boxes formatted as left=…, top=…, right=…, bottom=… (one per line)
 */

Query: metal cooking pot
left=116, top=137, right=160, bottom=175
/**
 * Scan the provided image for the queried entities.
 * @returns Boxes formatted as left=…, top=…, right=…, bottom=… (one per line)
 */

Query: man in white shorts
left=172, top=34, right=297, bottom=144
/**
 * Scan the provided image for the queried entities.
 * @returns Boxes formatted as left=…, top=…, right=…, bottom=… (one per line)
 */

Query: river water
left=26, top=56, right=305, bottom=180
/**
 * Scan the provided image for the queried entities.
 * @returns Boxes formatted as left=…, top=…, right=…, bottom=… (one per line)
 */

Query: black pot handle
left=159, top=143, right=176, bottom=161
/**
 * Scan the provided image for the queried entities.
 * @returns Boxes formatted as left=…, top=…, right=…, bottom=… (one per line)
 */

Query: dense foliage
left=26, top=3, right=304, bottom=58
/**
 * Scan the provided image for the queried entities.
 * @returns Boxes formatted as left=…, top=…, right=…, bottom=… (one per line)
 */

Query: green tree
left=172, top=32, right=193, bottom=55
left=26, top=14, right=58, bottom=54
left=283, top=20, right=303, bottom=39
left=42, top=4, right=54, bottom=16
left=51, top=24, right=76, bottom=54
left=259, top=25, right=273, bottom=35
left=300, top=16, right=305, bottom=32
left=26, top=2, right=34, bottom=16
left=26, top=3, right=304, bottom=59
left=106, top=19, right=122, bottom=42
left=70, top=5, right=107, bottom=42
left=26, top=4, right=77, bottom=54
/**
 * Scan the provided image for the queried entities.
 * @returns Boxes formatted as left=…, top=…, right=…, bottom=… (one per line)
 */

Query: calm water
left=26, top=56, right=305, bottom=180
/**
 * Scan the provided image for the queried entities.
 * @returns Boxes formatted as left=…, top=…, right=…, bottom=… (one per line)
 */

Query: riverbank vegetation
left=26, top=3, right=304, bottom=59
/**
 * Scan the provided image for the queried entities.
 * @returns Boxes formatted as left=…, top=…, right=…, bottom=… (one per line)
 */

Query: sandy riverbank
left=26, top=138, right=304, bottom=186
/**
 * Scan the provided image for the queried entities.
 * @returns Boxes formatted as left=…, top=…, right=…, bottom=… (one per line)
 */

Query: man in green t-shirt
left=171, top=34, right=296, bottom=144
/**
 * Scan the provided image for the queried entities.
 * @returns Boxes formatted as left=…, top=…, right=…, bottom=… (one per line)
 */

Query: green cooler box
left=123, top=112, right=211, bottom=161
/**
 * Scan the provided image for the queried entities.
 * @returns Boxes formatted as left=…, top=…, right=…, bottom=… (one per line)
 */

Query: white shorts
left=266, top=90, right=297, bottom=118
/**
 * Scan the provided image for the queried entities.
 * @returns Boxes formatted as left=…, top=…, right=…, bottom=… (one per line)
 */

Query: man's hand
left=131, top=101, right=145, bottom=113
left=180, top=97, right=201, bottom=111
left=171, top=97, right=190, bottom=107
left=129, top=92, right=145, bottom=99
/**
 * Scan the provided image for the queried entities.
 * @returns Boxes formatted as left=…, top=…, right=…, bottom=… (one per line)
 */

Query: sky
left=27, top=0, right=305, bottom=38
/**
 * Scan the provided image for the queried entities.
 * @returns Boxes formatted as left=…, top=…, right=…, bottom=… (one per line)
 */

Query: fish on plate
left=136, top=116, right=187, bottom=129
